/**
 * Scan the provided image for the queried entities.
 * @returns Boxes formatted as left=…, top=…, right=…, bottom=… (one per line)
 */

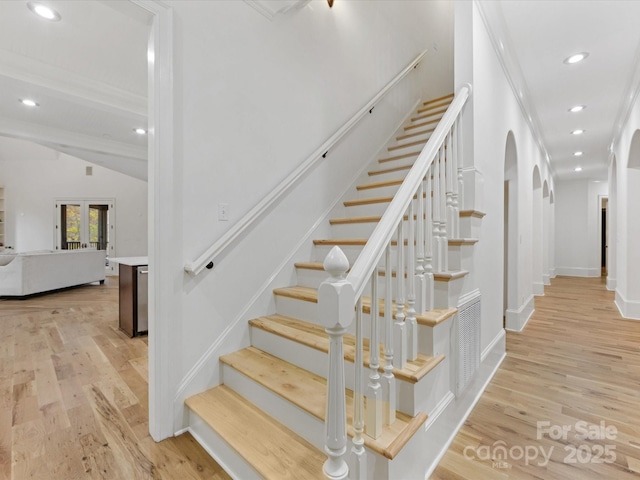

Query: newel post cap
left=318, top=247, right=355, bottom=329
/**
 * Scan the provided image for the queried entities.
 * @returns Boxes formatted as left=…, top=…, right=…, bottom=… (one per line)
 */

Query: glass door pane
left=61, top=203, right=83, bottom=250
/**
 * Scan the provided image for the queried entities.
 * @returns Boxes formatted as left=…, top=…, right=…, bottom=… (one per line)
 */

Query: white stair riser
left=222, top=364, right=326, bottom=450
left=434, top=275, right=469, bottom=309
left=447, top=243, right=475, bottom=272
left=343, top=202, right=393, bottom=217
left=222, top=360, right=404, bottom=480
left=376, top=155, right=419, bottom=171
left=250, top=325, right=422, bottom=416
left=330, top=221, right=379, bottom=239
left=353, top=184, right=402, bottom=199
left=459, top=215, right=482, bottom=238
left=275, top=295, right=320, bottom=323
left=365, top=168, right=411, bottom=183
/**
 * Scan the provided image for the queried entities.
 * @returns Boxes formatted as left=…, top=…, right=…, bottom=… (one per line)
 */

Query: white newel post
left=452, top=120, right=461, bottom=238
left=319, top=247, right=355, bottom=480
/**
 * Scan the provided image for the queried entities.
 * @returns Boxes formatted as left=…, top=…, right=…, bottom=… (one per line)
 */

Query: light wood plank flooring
left=3, top=275, right=639, bottom=479
left=432, top=276, right=640, bottom=479
left=0, top=278, right=230, bottom=480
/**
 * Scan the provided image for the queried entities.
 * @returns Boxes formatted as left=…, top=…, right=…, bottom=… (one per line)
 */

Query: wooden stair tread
left=449, top=238, right=479, bottom=246
left=422, top=93, right=454, bottom=106
left=388, top=138, right=427, bottom=152
left=356, top=178, right=404, bottom=191
left=272, top=287, right=457, bottom=330
left=396, top=127, right=435, bottom=141
left=378, top=150, right=421, bottom=164
left=330, top=215, right=381, bottom=225
left=344, top=196, right=393, bottom=207
left=404, top=117, right=440, bottom=131
left=249, top=315, right=444, bottom=383
left=185, top=385, right=325, bottom=479
left=410, top=107, right=447, bottom=123
left=369, top=164, right=412, bottom=176
left=220, top=346, right=427, bottom=459
left=294, top=261, right=468, bottom=285
left=459, top=209, right=487, bottom=218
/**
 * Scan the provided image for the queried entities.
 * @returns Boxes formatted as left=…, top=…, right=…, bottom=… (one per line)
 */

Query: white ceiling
left=478, top=0, right=640, bottom=181
left=0, top=0, right=151, bottom=180
left=2, top=1, right=640, bottom=184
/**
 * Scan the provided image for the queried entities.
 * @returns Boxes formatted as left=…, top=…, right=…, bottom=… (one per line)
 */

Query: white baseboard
left=615, top=290, right=640, bottom=320
left=505, top=295, right=534, bottom=332
left=607, top=276, right=617, bottom=291
left=555, top=266, right=601, bottom=277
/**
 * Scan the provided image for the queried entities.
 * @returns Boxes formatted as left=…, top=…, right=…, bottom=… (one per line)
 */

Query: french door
left=54, top=199, right=116, bottom=260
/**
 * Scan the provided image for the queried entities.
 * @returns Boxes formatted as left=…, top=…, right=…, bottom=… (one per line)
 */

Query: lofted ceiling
left=0, top=0, right=151, bottom=180
left=3, top=1, right=640, bottom=184
left=478, top=0, right=640, bottom=182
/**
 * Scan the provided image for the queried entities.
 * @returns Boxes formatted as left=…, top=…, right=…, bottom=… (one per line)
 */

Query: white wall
left=0, top=137, right=148, bottom=260
left=612, top=90, right=640, bottom=318
left=554, top=179, right=607, bottom=277
left=459, top=2, right=554, bottom=334
left=152, top=0, right=456, bottom=436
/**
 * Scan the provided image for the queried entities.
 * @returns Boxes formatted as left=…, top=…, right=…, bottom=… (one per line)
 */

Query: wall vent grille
left=458, top=293, right=481, bottom=392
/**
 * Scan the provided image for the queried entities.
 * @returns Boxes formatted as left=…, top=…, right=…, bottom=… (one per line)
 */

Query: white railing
left=318, top=84, right=471, bottom=479
left=184, top=50, right=428, bottom=276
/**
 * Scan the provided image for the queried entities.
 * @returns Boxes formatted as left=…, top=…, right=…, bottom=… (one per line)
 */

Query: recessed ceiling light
left=569, top=105, right=585, bottom=113
left=564, top=52, right=589, bottom=64
left=27, top=2, right=61, bottom=21
left=19, top=98, right=39, bottom=107
left=134, top=128, right=147, bottom=135
left=574, top=151, right=583, bottom=156
left=571, top=129, right=585, bottom=135
left=574, top=167, right=583, bottom=172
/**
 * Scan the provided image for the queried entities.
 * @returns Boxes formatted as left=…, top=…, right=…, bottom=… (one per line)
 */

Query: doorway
left=601, top=196, right=608, bottom=277
left=55, top=199, right=115, bottom=266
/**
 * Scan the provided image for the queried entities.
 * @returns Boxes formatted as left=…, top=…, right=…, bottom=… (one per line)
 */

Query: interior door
left=55, top=199, right=116, bottom=260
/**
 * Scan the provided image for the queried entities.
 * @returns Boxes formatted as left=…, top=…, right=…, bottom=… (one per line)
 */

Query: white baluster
left=365, top=269, right=382, bottom=439
left=446, top=131, right=455, bottom=240
left=350, top=297, right=366, bottom=480
left=319, top=246, right=355, bottom=480
left=423, top=171, right=435, bottom=312
left=393, top=221, right=407, bottom=369
left=415, top=181, right=426, bottom=313
left=452, top=119, right=461, bottom=238
left=439, top=147, right=449, bottom=272
left=406, top=199, right=418, bottom=361
left=456, top=117, right=465, bottom=217
left=432, top=147, right=442, bottom=273
left=383, top=244, right=396, bottom=425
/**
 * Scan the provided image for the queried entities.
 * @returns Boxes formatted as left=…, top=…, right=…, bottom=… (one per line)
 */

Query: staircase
left=186, top=91, right=479, bottom=479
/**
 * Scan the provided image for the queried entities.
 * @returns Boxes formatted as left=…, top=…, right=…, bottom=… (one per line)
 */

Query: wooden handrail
left=184, top=49, right=429, bottom=276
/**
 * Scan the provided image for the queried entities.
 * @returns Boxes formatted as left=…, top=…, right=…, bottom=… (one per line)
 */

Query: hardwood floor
left=432, top=276, right=640, bottom=479
left=3, top=275, right=639, bottom=479
left=0, top=278, right=230, bottom=480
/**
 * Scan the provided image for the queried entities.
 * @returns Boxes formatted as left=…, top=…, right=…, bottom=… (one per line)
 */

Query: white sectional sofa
left=0, top=249, right=106, bottom=297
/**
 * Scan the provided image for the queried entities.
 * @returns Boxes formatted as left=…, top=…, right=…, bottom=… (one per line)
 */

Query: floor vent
left=457, top=292, right=481, bottom=392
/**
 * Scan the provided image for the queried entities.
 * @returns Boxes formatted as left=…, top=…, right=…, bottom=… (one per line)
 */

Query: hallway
left=432, top=276, right=640, bottom=479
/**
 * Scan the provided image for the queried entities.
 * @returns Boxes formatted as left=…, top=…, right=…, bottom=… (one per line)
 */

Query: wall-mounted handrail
left=184, top=49, right=428, bottom=276
left=346, top=85, right=471, bottom=301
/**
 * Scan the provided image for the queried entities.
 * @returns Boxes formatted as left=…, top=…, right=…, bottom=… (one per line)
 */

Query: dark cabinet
left=119, top=262, right=148, bottom=337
